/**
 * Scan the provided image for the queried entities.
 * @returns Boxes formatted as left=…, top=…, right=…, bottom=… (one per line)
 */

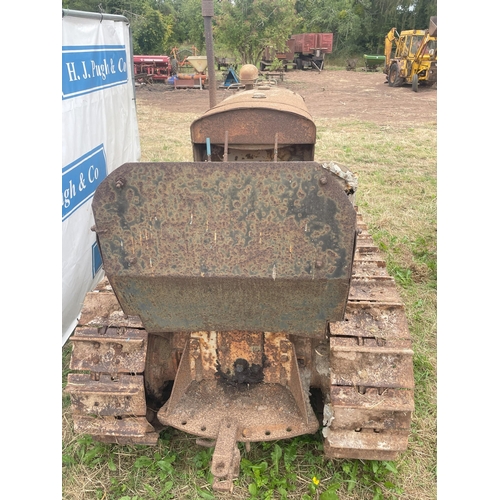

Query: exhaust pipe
left=202, top=0, right=217, bottom=109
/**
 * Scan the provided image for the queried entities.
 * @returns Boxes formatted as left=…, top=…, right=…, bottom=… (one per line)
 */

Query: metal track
left=65, top=280, right=159, bottom=446
left=66, top=212, right=413, bottom=458
left=323, top=212, right=414, bottom=460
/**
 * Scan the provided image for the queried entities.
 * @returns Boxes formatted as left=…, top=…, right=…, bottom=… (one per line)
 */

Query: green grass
left=63, top=102, right=436, bottom=499
left=62, top=428, right=408, bottom=500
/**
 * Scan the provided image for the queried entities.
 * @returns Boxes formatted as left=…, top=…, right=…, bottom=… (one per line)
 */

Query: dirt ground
left=135, top=68, right=437, bottom=124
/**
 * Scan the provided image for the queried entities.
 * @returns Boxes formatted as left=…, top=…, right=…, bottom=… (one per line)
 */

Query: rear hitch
left=157, top=331, right=319, bottom=490
left=210, top=419, right=241, bottom=492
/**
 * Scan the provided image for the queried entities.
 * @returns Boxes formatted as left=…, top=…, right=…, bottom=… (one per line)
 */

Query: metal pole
left=223, top=131, right=228, bottom=162
left=62, top=9, right=129, bottom=22
left=202, top=0, right=217, bottom=109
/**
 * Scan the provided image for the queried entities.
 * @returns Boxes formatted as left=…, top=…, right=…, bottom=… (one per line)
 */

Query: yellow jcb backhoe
left=384, top=16, right=437, bottom=92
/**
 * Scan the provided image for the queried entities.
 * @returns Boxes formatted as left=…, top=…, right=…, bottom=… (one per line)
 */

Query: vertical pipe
left=274, top=133, right=279, bottom=162
left=126, top=20, right=137, bottom=105
left=202, top=0, right=217, bottom=109
left=224, top=131, right=228, bottom=162
left=206, top=138, right=212, bottom=162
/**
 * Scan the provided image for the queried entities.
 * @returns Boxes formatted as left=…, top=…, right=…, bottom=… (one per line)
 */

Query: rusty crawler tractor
left=66, top=77, right=414, bottom=493
left=384, top=16, right=437, bottom=91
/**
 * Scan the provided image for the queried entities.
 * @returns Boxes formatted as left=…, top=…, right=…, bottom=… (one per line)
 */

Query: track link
left=323, top=211, right=414, bottom=460
left=65, top=280, right=159, bottom=445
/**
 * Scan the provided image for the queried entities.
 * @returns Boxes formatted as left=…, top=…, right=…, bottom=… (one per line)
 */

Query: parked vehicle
left=261, top=33, right=334, bottom=71
left=133, top=55, right=174, bottom=83
left=384, top=17, right=437, bottom=91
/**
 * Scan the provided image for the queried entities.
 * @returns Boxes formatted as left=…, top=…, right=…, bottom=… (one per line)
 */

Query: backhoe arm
left=384, top=27, right=397, bottom=70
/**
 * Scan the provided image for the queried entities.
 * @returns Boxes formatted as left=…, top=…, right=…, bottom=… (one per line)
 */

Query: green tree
left=215, top=0, right=299, bottom=65
left=62, top=0, right=173, bottom=54
left=295, top=0, right=436, bottom=56
left=134, top=5, right=173, bottom=54
left=62, top=0, right=148, bottom=15
left=368, top=0, right=437, bottom=33
left=62, top=0, right=437, bottom=61
left=294, top=0, right=371, bottom=53
left=366, top=1, right=437, bottom=53
left=162, top=0, right=199, bottom=50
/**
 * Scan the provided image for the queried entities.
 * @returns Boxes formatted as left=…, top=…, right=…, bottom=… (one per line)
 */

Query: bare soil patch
left=135, top=68, right=437, bottom=124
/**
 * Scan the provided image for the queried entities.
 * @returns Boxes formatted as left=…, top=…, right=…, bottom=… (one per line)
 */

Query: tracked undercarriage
left=66, top=209, right=413, bottom=490
left=65, top=85, right=413, bottom=493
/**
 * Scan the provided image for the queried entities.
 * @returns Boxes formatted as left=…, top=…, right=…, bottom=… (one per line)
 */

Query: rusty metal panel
left=70, top=327, right=148, bottom=373
left=217, top=332, right=263, bottom=381
left=93, top=433, right=159, bottom=446
left=144, top=332, right=188, bottom=408
left=157, top=331, right=318, bottom=442
left=354, top=238, right=379, bottom=253
left=330, top=302, right=411, bottom=340
left=158, top=378, right=318, bottom=442
left=78, top=290, right=143, bottom=329
left=348, top=276, right=401, bottom=302
left=330, top=386, right=413, bottom=430
left=189, top=332, right=218, bottom=381
left=293, top=33, right=317, bottom=53
left=323, top=428, right=409, bottom=460
left=330, top=336, right=414, bottom=389
left=291, top=34, right=304, bottom=53
left=316, top=33, right=334, bottom=52
left=354, top=252, right=386, bottom=266
left=191, top=107, right=315, bottom=146
left=263, top=332, right=290, bottom=384
left=191, top=87, right=315, bottom=147
left=211, top=418, right=240, bottom=492
left=192, top=87, right=313, bottom=126
left=66, top=373, right=146, bottom=416
left=276, top=38, right=295, bottom=60
left=72, top=415, right=155, bottom=437
left=352, top=260, right=389, bottom=278
left=303, top=33, right=317, bottom=52
left=93, top=161, right=356, bottom=336
left=324, top=381, right=413, bottom=455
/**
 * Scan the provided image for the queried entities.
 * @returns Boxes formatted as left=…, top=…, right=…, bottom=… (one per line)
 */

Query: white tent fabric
left=62, top=12, right=140, bottom=344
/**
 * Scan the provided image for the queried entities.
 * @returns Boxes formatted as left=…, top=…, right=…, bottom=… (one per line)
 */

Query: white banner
left=62, top=12, right=140, bottom=344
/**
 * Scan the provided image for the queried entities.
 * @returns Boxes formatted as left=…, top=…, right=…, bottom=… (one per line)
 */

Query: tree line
left=62, top=0, right=437, bottom=64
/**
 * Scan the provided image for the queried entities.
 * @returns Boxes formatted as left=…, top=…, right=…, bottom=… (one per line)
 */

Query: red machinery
left=133, top=55, right=173, bottom=82
left=261, top=33, right=334, bottom=72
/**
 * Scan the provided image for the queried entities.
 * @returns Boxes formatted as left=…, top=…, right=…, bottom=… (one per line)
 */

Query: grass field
left=62, top=98, right=437, bottom=500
